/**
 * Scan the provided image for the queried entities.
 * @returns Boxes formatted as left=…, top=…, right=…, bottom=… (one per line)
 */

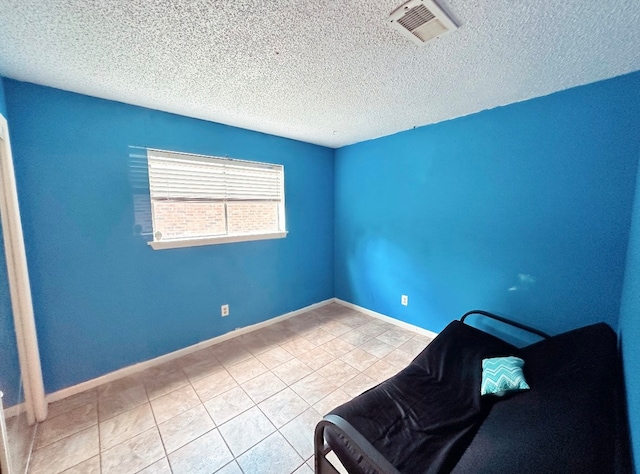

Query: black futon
left=314, top=310, right=632, bottom=473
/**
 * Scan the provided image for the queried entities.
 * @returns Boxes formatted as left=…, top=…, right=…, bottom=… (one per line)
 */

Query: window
left=146, top=149, right=286, bottom=250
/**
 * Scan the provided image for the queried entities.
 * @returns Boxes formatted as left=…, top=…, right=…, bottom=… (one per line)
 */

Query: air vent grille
left=389, top=0, right=457, bottom=46
left=397, top=5, right=435, bottom=31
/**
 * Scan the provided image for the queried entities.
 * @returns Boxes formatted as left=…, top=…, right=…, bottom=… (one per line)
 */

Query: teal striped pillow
left=481, top=356, right=530, bottom=396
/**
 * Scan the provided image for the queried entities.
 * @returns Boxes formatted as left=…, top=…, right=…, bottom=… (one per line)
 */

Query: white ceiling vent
left=389, top=0, right=458, bottom=46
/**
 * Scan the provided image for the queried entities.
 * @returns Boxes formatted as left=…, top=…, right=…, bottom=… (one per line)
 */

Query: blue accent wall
left=3, top=79, right=334, bottom=394
left=0, top=230, right=21, bottom=407
left=620, top=152, right=640, bottom=472
left=335, top=71, right=640, bottom=336
left=0, top=75, right=23, bottom=406
left=0, top=76, right=7, bottom=117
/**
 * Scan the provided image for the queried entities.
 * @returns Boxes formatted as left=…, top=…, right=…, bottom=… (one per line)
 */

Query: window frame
left=145, top=149, right=287, bottom=250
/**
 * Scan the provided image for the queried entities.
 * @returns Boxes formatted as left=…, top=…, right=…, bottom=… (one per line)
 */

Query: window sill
left=148, top=231, right=288, bottom=250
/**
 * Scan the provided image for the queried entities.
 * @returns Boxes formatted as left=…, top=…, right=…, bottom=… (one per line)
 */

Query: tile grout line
left=23, top=420, right=38, bottom=474
left=184, top=362, right=227, bottom=471
left=37, top=306, right=429, bottom=474
left=193, top=331, right=325, bottom=471
left=159, top=350, right=235, bottom=472
left=143, top=375, right=170, bottom=473
left=96, top=392, right=102, bottom=474
left=28, top=399, right=100, bottom=473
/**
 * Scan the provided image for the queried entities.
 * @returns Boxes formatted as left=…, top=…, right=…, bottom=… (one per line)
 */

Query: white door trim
left=0, top=113, right=47, bottom=424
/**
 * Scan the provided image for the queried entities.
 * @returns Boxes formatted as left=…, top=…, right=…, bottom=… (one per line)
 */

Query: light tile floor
left=28, top=303, right=433, bottom=474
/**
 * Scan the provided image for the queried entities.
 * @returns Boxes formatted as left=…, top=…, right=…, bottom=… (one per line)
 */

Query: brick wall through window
left=153, top=201, right=279, bottom=240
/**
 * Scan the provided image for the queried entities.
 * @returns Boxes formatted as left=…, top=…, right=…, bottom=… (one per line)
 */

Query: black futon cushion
left=327, top=320, right=520, bottom=474
left=450, top=322, right=619, bottom=474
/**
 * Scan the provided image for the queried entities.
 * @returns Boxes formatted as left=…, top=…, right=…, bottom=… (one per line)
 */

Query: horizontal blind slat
left=150, top=183, right=281, bottom=198
left=148, top=152, right=280, bottom=171
left=151, top=189, right=280, bottom=197
left=148, top=159, right=281, bottom=173
left=148, top=168, right=280, bottom=182
left=149, top=172, right=280, bottom=185
left=150, top=187, right=280, bottom=197
left=147, top=152, right=283, bottom=202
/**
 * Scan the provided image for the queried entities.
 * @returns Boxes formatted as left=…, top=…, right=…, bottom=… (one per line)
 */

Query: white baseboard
left=2, top=402, right=24, bottom=419
left=5, top=298, right=335, bottom=415
left=334, top=299, right=439, bottom=339
left=4, top=297, right=439, bottom=419
left=0, top=391, right=11, bottom=473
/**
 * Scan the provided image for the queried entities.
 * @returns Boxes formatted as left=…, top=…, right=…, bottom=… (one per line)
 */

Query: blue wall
left=0, top=76, right=7, bottom=117
left=3, top=79, right=334, bottom=394
left=620, top=151, right=640, bottom=472
left=0, top=75, right=23, bottom=406
left=335, top=72, right=640, bottom=336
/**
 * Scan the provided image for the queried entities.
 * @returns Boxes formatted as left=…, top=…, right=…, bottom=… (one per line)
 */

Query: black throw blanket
left=327, top=321, right=519, bottom=473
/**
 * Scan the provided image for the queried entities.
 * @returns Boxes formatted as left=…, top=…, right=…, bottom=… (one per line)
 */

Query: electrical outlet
left=221, top=304, right=229, bottom=317
left=401, top=295, right=408, bottom=306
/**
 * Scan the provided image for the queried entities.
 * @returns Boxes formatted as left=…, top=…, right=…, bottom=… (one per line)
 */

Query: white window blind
left=148, top=150, right=283, bottom=202
left=146, top=149, right=286, bottom=250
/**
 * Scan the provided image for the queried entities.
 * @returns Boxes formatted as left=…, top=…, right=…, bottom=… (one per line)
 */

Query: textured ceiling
left=1, top=1, right=639, bottom=148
